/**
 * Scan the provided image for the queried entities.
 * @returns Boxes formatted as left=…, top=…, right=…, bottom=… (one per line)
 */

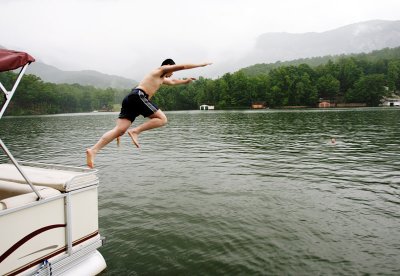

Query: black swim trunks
left=118, top=88, right=159, bottom=122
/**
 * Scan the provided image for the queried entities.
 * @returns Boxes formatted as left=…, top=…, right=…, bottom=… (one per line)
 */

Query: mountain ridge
left=245, top=19, right=400, bottom=65
left=239, top=46, right=400, bottom=76
left=0, top=45, right=137, bottom=90
left=28, top=61, right=137, bottom=90
left=2, top=19, right=400, bottom=86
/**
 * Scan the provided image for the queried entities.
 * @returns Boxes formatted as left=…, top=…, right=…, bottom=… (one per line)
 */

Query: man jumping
left=86, top=59, right=212, bottom=168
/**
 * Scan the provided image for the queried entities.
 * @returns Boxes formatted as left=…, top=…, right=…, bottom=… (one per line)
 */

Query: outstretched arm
left=162, top=62, right=212, bottom=76
left=163, top=78, right=196, bottom=86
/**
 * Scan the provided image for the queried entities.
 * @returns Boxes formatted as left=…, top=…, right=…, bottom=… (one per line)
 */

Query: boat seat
left=0, top=180, right=60, bottom=211
left=0, top=163, right=98, bottom=192
left=0, top=180, right=37, bottom=200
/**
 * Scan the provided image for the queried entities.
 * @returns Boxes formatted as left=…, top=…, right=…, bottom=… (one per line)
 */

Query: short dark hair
left=161, top=58, right=175, bottom=66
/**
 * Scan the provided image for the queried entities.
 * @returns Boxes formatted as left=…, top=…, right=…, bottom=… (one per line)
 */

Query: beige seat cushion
left=0, top=180, right=60, bottom=210
left=0, top=180, right=36, bottom=200
left=0, top=163, right=97, bottom=192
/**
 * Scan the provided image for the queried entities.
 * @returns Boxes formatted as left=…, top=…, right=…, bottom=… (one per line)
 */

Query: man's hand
left=186, top=77, right=196, bottom=84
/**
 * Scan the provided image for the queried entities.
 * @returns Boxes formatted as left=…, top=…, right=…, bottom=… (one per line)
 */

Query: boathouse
left=381, top=96, right=400, bottom=107
left=200, top=104, right=215, bottom=110
left=318, top=101, right=333, bottom=108
left=251, top=101, right=267, bottom=109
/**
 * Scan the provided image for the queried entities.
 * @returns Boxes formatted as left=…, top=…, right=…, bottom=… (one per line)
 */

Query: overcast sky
left=1, top=0, right=399, bottom=80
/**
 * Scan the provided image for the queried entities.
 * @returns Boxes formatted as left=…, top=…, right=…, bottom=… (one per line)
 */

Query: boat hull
left=0, top=164, right=106, bottom=275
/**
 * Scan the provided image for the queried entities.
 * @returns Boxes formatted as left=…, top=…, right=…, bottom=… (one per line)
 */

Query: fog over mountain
left=28, top=62, right=137, bottom=90
left=250, top=20, right=400, bottom=63
left=1, top=44, right=137, bottom=89
left=209, top=20, right=400, bottom=76
left=2, top=20, right=400, bottom=88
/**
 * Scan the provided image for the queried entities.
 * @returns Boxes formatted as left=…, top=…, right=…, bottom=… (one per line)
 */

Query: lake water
left=1, top=108, right=399, bottom=275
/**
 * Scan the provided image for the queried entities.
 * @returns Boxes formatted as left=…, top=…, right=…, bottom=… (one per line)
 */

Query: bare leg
left=86, top=118, right=131, bottom=168
left=127, top=110, right=167, bottom=148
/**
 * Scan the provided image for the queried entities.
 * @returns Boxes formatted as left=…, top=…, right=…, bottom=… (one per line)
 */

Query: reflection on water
left=1, top=108, right=400, bottom=275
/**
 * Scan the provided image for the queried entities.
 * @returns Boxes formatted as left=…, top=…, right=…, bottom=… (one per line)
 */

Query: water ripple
left=1, top=109, right=399, bottom=275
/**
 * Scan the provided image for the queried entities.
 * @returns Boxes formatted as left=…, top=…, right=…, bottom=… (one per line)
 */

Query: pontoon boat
left=0, top=49, right=107, bottom=275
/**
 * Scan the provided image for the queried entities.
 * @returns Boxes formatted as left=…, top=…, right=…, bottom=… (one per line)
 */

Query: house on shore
left=381, top=94, right=400, bottom=107
left=200, top=104, right=215, bottom=110
left=318, top=101, right=333, bottom=108
left=251, top=101, right=267, bottom=109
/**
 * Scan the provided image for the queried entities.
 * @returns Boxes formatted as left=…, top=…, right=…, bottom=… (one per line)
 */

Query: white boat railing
left=0, top=64, right=29, bottom=119
left=0, top=62, right=43, bottom=200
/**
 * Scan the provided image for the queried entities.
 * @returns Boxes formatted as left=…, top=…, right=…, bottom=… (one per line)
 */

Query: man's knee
left=160, top=114, right=168, bottom=125
left=152, top=110, right=167, bottom=126
left=115, top=126, right=128, bottom=136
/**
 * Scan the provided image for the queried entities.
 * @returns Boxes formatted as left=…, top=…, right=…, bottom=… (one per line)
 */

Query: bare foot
left=116, top=136, right=121, bottom=147
left=86, top=148, right=95, bottom=168
left=128, top=130, right=140, bottom=148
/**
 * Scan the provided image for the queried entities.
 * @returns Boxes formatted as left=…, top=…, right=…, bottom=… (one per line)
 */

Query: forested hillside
left=1, top=47, right=400, bottom=115
left=242, top=20, right=400, bottom=67
left=28, top=62, right=137, bottom=89
left=154, top=47, right=400, bottom=109
left=240, top=47, right=400, bottom=76
left=0, top=72, right=128, bottom=115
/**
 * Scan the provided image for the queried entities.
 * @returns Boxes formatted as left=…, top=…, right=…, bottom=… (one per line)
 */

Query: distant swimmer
left=331, top=137, right=336, bottom=144
left=86, top=59, right=212, bottom=168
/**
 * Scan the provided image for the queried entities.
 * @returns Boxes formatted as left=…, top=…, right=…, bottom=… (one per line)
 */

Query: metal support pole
left=65, top=193, right=73, bottom=255
left=0, top=62, right=42, bottom=200
left=0, top=138, right=43, bottom=200
left=0, top=64, right=29, bottom=119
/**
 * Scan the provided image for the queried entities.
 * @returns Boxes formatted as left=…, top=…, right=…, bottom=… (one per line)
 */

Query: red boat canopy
left=0, top=49, right=35, bottom=72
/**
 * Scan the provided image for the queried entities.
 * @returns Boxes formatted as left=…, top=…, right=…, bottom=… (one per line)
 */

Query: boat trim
left=0, top=184, right=100, bottom=275
left=0, top=224, right=66, bottom=264
left=0, top=184, right=98, bottom=216
left=6, top=231, right=101, bottom=276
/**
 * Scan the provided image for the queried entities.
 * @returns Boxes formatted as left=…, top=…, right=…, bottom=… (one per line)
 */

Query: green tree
left=230, top=71, right=251, bottom=107
left=296, top=73, right=318, bottom=106
left=215, top=78, right=229, bottom=108
left=252, top=75, right=270, bottom=105
left=346, top=74, right=387, bottom=106
left=387, top=60, right=400, bottom=92
left=316, top=74, right=340, bottom=101
left=270, top=85, right=285, bottom=107
left=337, top=58, right=363, bottom=94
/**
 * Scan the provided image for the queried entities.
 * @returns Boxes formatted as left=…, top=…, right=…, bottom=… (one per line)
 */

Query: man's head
left=161, top=59, right=175, bottom=77
left=161, top=58, right=175, bottom=66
